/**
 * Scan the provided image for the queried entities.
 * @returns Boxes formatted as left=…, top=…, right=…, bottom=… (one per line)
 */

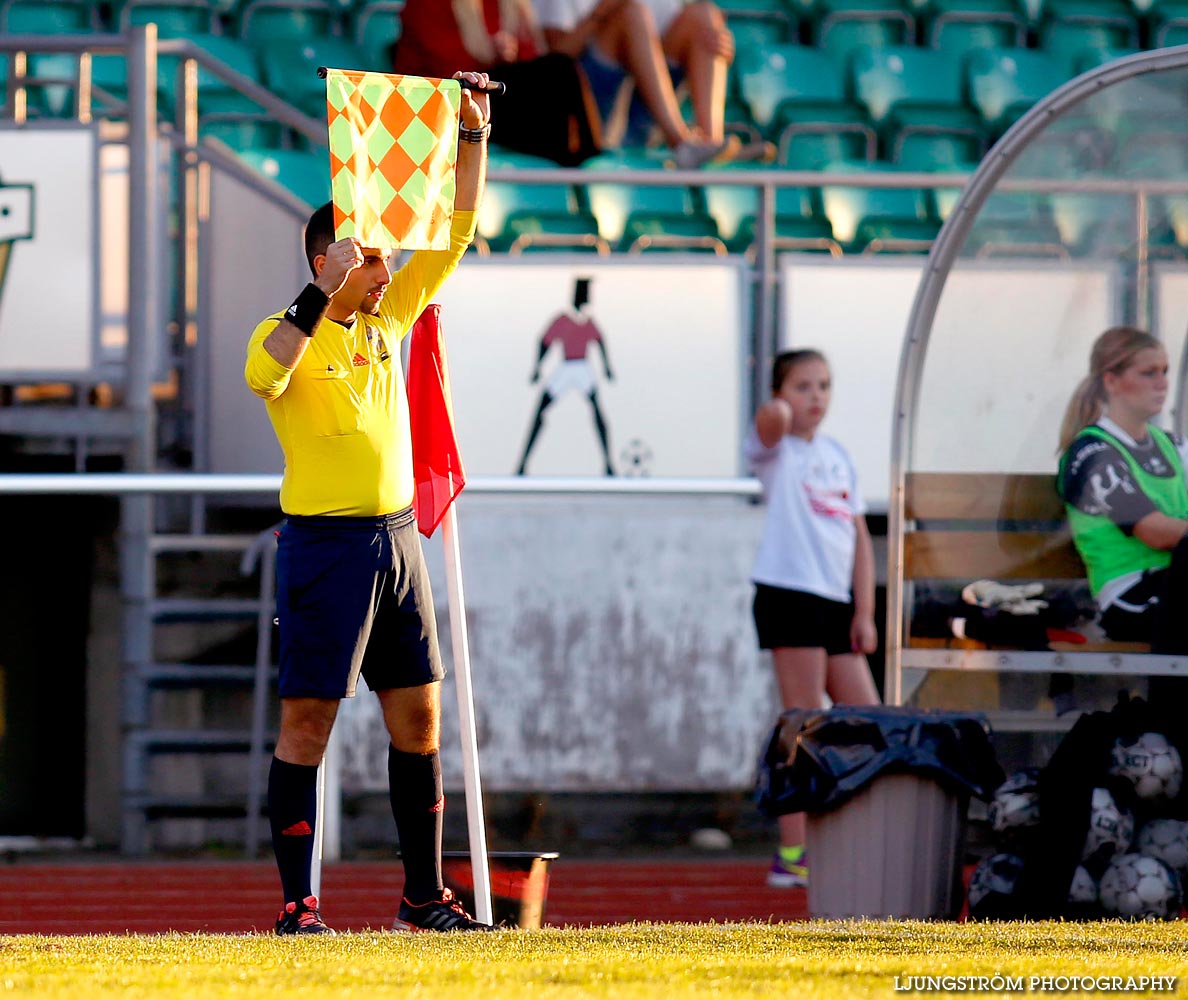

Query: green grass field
left=2, top=922, right=1185, bottom=999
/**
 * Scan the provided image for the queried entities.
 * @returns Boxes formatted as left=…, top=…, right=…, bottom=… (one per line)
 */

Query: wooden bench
left=890, top=472, right=1186, bottom=706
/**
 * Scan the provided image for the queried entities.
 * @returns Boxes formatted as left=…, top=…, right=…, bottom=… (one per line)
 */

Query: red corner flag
left=407, top=303, right=465, bottom=537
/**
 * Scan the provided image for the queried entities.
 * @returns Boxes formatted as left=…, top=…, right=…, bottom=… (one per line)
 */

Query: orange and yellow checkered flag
left=325, top=68, right=461, bottom=251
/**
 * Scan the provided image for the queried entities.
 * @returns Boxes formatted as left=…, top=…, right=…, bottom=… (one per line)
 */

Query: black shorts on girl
left=752, top=583, right=855, bottom=656
left=275, top=508, right=445, bottom=699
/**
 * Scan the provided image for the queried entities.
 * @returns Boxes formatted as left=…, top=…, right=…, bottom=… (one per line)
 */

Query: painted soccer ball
left=1109, top=732, right=1183, bottom=801
left=1068, top=864, right=1099, bottom=906
left=988, top=769, right=1041, bottom=834
left=967, top=852, right=1026, bottom=919
left=1099, top=853, right=1183, bottom=920
left=1136, top=818, right=1188, bottom=879
left=618, top=438, right=654, bottom=477
left=1081, top=787, right=1134, bottom=864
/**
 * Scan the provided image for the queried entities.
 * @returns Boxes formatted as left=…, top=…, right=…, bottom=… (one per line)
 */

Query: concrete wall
left=336, top=495, right=781, bottom=794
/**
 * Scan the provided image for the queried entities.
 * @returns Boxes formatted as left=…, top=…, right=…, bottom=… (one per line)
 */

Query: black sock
left=268, top=756, right=319, bottom=905
left=388, top=746, right=444, bottom=904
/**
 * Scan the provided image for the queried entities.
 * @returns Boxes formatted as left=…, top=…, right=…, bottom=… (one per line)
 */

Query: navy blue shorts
left=752, top=583, right=855, bottom=656
left=275, top=509, right=445, bottom=699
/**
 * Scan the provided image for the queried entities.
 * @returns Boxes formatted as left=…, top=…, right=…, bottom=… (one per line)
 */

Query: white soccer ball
left=1136, top=818, right=1188, bottom=879
left=988, top=769, right=1041, bottom=835
left=968, top=852, right=1025, bottom=919
left=1068, top=865, right=1099, bottom=906
left=1099, top=852, right=1183, bottom=920
left=1109, top=732, right=1183, bottom=801
left=1081, top=787, right=1134, bottom=864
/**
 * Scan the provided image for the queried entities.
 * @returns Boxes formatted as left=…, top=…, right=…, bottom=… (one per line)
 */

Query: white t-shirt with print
left=745, top=428, right=866, bottom=603
left=535, top=0, right=686, bottom=33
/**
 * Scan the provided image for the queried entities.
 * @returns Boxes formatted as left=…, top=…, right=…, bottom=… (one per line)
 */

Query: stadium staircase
left=120, top=522, right=280, bottom=855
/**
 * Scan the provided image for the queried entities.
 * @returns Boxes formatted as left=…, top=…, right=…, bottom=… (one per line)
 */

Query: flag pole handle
left=315, top=65, right=506, bottom=95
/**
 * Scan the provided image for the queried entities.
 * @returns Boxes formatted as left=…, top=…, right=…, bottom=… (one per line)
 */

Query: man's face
left=334, top=248, right=391, bottom=317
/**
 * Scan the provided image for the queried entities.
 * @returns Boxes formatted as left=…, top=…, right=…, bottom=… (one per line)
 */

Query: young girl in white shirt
left=746, top=349, right=881, bottom=888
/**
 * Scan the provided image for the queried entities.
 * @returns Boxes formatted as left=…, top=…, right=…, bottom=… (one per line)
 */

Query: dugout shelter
left=887, top=47, right=1188, bottom=721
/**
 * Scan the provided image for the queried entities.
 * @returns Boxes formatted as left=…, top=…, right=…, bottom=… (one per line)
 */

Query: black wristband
left=459, top=122, right=491, bottom=144
left=285, top=283, right=329, bottom=337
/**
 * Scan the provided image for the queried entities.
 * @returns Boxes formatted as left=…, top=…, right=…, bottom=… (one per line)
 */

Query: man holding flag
left=244, top=69, right=492, bottom=935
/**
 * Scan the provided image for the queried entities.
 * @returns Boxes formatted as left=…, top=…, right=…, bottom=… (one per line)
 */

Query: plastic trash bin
left=757, top=705, right=1004, bottom=919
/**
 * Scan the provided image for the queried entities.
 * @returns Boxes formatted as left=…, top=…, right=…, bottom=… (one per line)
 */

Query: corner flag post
left=441, top=500, right=494, bottom=925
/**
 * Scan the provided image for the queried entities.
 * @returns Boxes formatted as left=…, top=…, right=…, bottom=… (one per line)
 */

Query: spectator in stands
left=1057, top=326, right=1188, bottom=709
left=244, top=72, right=495, bottom=936
left=746, top=349, right=880, bottom=889
left=394, top=0, right=602, bottom=165
left=534, top=0, right=771, bottom=167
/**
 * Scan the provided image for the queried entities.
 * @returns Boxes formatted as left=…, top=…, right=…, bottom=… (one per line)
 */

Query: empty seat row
left=0, top=1, right=403, bottom=64
left=234, top=144, right=1188, bottom=261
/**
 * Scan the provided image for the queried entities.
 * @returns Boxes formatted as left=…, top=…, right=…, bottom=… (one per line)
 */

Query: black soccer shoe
left=393, top=888, right=496, bottom=932
left=275, top=894, right=335, bottom=935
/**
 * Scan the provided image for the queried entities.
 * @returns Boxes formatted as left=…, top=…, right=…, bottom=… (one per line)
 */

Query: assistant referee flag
left=324, top=68, right=461, bottom=251
left=407, top=304, right=465, bottom=537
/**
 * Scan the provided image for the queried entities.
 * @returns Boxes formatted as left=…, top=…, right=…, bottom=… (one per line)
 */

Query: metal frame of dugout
left=887, top=46, right=1188, bottom=711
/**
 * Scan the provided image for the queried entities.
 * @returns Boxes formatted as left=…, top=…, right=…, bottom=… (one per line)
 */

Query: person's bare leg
left=662, top=1, right=731, bottom=143
left=825, top=652, right=881, bottom=707
left=590, top=0, right=691, bottom=147
left=772, top=646, right=827, bottom=850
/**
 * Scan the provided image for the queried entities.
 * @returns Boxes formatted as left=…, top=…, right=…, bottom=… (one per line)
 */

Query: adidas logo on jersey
left=352, top=353, right=369, bottom=367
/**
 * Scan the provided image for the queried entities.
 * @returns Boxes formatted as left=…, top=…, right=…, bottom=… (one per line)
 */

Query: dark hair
left=574, top=277, right=591, bottom=311
left=304, top=202, right=336, bottom=276
left=771, top=348, right=827, bottom=394
left=1058, top=326, right=1163, bottom=451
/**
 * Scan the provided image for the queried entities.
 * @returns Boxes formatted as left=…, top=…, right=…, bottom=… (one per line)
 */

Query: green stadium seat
left=353, top=0, right=403, bottom=67
left=260, top=37, right=368, bottom=120
left=1151, top=0, right=1188, bottom=45
left=1046, top=192, right=1179, bottom=258
left=925, top=0, right=1027, bottom=59
left=735, top=44, right=877, bottom=163
left=116, top=0, right=220, bottom=34
left=1074, top=45, right=1139, bottom=72
left=28, top=53, right=130, bottom=117
left=965, top=47, right=1071, bottom=135
left=236, top=0, right=342, bottom=41
left=729, top=14, right=796, bottom=49
left=850, top=46, right=983, bottom=160
left=581, top=150, right=725, bottom=254
left=701, top=163, right=840, bottom=254
left=895, top=132, right=981, bottom=169
left=158, top=33, right=261, bottom=109
left=819, top=160, right=939, bottom=253
left=962, top=191, right=1067, bottom=258
left=780, top=130, right=875, bottom=168
left=813, top=0, right=915, bottom=65
left=238, top=148, right=331, bottom=208
left=1039, top=0, right=1139, bottom=49
left=1112, top=126, right=1188, bottom=178
left=480, top=151, right=606, bottom=254
left=0, top=0, right=98, bottom=32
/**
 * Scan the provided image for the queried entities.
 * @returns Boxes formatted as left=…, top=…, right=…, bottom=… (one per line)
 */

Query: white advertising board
left=431, top=259, right=747, bottom=478
left=781, top=258, right=1118, bottom=499
left=213, top=253, right=747, bottom=477
left=0, top=128, right=96, bottom=375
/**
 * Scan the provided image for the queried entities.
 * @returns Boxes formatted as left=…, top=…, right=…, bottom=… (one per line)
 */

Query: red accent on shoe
left=281, top=820, right=313, bottom=836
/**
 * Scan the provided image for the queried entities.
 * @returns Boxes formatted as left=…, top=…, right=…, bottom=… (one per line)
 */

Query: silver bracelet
left=458, top=122, right=491, bottom=144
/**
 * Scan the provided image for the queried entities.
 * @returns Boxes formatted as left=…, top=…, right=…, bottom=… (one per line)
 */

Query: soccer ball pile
left=970, top=731, right=1186, bottom=921
left=1109, top=733, right=1183, bottom=802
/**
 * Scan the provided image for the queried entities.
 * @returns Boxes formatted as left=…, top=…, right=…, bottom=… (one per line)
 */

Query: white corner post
left=441, top=501, right=494, bottom=925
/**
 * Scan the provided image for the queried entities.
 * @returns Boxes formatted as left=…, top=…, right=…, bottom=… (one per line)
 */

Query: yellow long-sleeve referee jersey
left=244, top=210, right=477, bottom=516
